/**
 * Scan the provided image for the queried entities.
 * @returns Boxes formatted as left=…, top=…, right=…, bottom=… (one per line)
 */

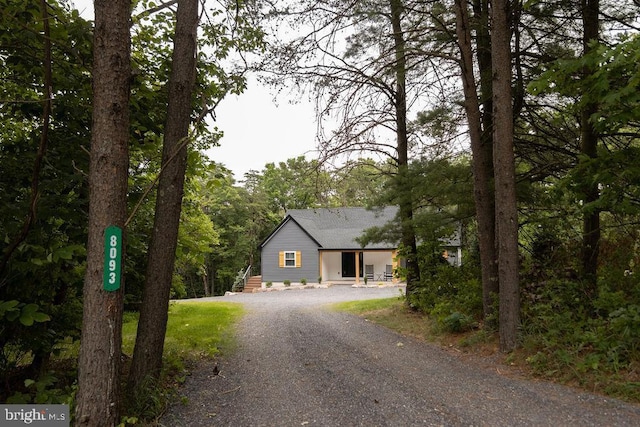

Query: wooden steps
left=243, top=275, right=262, bottom=293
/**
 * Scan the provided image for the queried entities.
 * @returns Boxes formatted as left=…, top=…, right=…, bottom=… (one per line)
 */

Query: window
left=284, top=251, right=296, bottom=267
left=279, top=251, right=301, bottom=268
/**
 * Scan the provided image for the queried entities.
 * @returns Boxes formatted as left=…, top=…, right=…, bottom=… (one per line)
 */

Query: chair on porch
left=384, top=264, right=393, bottom=281
left=365, top=264, right=374, bottom=281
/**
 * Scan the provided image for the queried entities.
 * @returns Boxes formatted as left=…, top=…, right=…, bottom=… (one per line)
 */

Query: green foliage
left=121, top=302, right=244, bottom=422
left=231, top=269, right=246, bottom=292
left=203, top=165, right=277, bottom=296
left=520, top=274, right=640, bottom=401
left=407, top=252, right=482, bottom=326
left=328, top=159, right=392, bottom=207
left=6, top=371, right=74, bottom=405
left=0, top=300, right=50, bottom=327
left=357, top=156, right=473, bottom=252
left=530, top=34, right=640, bottom=133
left=439, top=312, right=476, bottom=334
left=284, top=280, right=291, bottom=287
left=246, top=156, right=331, bottom=214
left=0, top=0, right=90, bottom=402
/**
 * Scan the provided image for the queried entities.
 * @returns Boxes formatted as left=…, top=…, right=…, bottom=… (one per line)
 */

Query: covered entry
left=341, top=252, right=363, bottom=278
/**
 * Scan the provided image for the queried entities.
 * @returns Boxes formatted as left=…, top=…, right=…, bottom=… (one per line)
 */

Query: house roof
left=261, top=206, right=398, bottom=250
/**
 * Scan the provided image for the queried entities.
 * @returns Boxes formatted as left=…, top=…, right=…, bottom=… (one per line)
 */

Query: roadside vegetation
left=120, top=301, right=244, bottom=423
left=1, top=301, right=242, bottom=425
left=334, top=288, right=640, bottom=405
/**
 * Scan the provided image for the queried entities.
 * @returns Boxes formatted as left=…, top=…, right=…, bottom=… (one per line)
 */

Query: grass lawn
left=120, top=301, right=245, bottom=422
left=331, top=297, right=436, bottom=342
left=122, top=301, right=245, bottom=362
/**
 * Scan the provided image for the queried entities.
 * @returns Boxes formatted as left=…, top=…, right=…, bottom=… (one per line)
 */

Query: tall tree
left=128, top=0, right=199, bottom=392
left=454, top=0, right=499, bottom=321
left=491, top=0, right=519, bottom=352
left=75, top=0, right=130, bottom=424
left=390, top=0, right=421, bottom=296
left=579, top=0, right=600, bottom=296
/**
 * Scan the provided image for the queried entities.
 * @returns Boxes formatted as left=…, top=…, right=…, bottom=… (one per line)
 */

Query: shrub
left=266, top=282, right=272, bottom=288
left=441, top=312, right=476, bottom=333
left=283, top=280, right=291, bottom=287
left=407, top=263, right=482, bottom=319
left=301, top=278, right=307, bottom=285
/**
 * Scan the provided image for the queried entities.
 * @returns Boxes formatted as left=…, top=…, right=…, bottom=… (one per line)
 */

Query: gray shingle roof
left=285, top=206, right=398, bottom=250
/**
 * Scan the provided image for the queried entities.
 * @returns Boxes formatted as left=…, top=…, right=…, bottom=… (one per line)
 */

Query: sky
left=71, top=0, right=320, bottom=182
left=207, top=80, right=319, bottom=181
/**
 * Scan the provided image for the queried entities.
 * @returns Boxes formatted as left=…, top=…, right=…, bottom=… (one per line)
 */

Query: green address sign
left=103, top=225, right=122, bottom=291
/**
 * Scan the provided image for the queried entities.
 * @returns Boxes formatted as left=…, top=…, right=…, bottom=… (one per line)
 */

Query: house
left=259, top=207, right=463, bottom=286
left=259, top=207, right=400, bottom=285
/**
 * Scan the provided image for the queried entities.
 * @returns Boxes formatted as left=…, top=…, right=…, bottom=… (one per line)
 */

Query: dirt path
left=161, top=286, right=640, bottom=426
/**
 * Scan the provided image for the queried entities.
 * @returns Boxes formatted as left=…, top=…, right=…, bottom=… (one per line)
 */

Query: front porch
left=319, top=249, right=400, bottom=285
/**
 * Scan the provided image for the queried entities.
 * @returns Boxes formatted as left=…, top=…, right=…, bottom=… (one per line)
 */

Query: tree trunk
left=454, top=0, right=499, bottom=323
left=203, top=268, right=210, bottom=297
left=128, top=0, right=199, bottom=392
left=491, top=0, right=520, bottom=352
left=580, top=0, right=600, bottom=297
left=75, top=0, right=130, bottom=424
left=390, top=0, right=420, bottom=298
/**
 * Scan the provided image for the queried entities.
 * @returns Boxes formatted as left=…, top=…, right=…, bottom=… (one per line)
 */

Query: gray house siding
left=261, top=220, right=320, bottom=283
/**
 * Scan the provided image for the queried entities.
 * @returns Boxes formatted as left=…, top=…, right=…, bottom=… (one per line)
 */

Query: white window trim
left=284, top=251, right=296, bottom=268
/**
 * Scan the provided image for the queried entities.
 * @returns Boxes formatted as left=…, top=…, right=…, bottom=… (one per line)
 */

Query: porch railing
left=231, top=265, right=252, bottom=292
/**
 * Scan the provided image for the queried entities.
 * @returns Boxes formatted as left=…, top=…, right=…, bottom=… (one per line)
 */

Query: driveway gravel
left=160, top=285, right=640, bottom=426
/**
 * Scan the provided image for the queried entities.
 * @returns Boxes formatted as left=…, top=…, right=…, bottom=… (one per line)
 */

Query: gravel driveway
left=160, top=285, right=640, bottom=426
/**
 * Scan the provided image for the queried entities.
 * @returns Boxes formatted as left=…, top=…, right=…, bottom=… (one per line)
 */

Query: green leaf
left=0, top=299, right=20, bottom=315
left=32, top=312, right=51, bottom=323
left=19, top=313, right=35, bottom=326
left=6, top=310, right=21, bottom=322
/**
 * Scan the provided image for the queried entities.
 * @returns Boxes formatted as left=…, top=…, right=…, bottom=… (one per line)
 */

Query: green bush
left=441, top=312, right=476, bottom=333
left=283, top=280, right=291, bottom=287
left=407, top=263, right=482, bottom=321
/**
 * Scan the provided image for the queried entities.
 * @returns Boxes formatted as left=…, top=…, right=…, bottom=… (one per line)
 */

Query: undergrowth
left=119, top=301, right=244, bottom=424
left=338, top=263, right=640, bottom=403
left=2, top=301, right=244, bottom=425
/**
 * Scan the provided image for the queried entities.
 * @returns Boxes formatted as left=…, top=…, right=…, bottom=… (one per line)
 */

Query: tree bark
left=580, top=0, right=600, bottom=297
left=455, top=0, right=499, bottom=323
left=491, top=0, right=520, bottom=352
left=390, top=0, right=420, bottom=298
left=128, top=0, right=199, bottom=391
left=75, top=0, right=130, bottom=424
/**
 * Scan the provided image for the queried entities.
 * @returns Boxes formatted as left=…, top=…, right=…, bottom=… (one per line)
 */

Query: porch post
left=392, top=250, right=398, bottom=283
left=355, top=250, right=360, bottom=284
left=319, top=251, right=323, bottom=282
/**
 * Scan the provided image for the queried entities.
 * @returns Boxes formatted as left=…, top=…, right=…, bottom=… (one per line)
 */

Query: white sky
left=207, top=80, right=319, bottom=182
left=71, top=0, right=319, bottom=182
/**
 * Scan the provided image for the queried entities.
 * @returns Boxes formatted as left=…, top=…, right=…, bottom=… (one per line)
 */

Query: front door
left=341, top=252, right=363, bottom=278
